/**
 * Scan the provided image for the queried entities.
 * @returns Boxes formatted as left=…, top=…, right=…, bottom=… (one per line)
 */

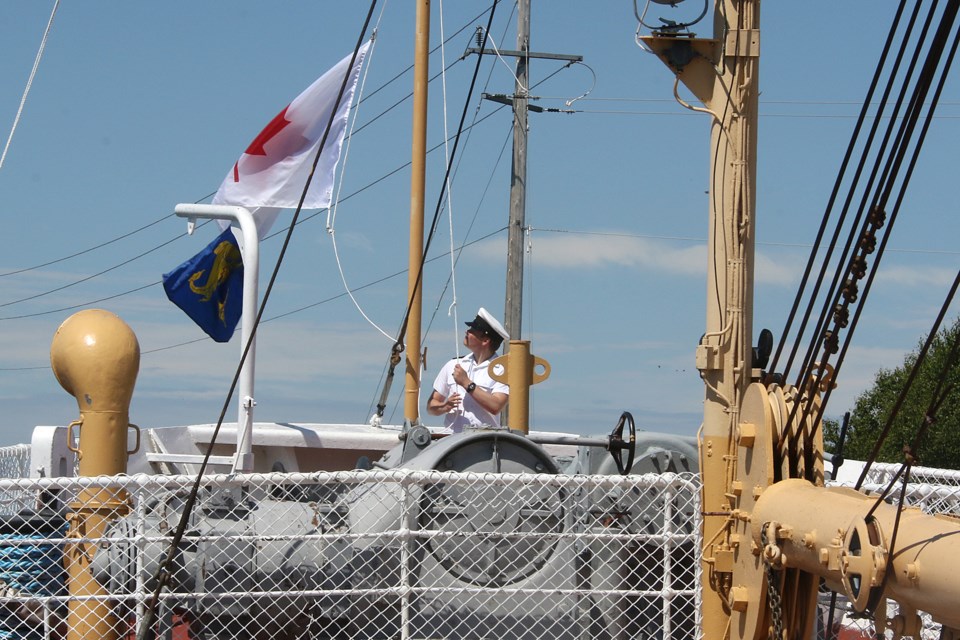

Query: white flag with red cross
left=212, top=42, right=369, bottom=238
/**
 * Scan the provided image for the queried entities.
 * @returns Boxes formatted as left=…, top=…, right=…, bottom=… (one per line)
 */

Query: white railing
left=0, top=470, right=701, bottom=640
left=1, top=450, right=957, bottom=640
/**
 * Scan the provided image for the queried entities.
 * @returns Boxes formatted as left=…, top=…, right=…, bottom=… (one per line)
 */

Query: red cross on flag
left=212, top=42, right=370, bottom=239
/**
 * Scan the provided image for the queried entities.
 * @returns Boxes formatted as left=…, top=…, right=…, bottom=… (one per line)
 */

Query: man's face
left=464, top=327, right=487, bottom=349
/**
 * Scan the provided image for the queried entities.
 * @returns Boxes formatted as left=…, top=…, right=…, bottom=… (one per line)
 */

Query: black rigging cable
left=357, top=7, right=492, bottom=105
left=855, top=310, right=960, bottom=621
left=800, top=0, right=960, bottom=437
left=381, top=128, right=512, bottom=424
left=768, top=0, right=909, bottom=378
left=787, top=0, right=928, bottom=389
left=854, top=267, right=960, bottom=490
left=134, top=4, right=379, bottom=638
left=791, top=5, right=960, bottom=628
left=367, top=12, right=515, bottom=422
left=765, top=0, right=959, bottom=455
left=775, top=0, right=960, bottom=482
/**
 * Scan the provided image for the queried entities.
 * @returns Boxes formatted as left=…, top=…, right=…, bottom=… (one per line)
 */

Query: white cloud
left=754, top=252, right=801, bottom=285
left=472, top=234, right=705, bottom=274
left=471, top=233, right=800, bottom=285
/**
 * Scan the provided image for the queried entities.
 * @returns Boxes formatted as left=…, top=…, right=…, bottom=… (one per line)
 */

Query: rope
left=439, top=0, right=463, bottom=362
left=326, top=21, right=396, bottom=343
left=0, top=0, right=60, bottom=173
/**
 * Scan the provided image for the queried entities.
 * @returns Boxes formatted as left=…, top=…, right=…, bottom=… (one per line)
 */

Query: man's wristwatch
left=466, top=382, right=477, bottom=394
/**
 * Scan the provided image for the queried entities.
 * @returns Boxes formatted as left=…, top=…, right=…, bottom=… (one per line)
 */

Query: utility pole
left=465, top=3, right=580, bottom=428
left=466, top=9, right=580, bottom=350
left=504, top=0, right=530, bottom=346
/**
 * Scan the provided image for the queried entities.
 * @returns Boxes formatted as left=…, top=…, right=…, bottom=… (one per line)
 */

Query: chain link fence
left=0, top=445, right=31, bottom=484
left=0, top=469, right=700, bottom=640
left=855, top=462, right=960, bottom=516
left=1, top=440, right=958, bottom=640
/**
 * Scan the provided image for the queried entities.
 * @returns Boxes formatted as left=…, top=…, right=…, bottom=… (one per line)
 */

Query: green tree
left=824, top=318, right=960, bottom=470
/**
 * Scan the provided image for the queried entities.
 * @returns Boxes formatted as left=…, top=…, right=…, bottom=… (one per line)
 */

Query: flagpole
left=175, top=203, right=259, bottom=472
left=404, top=0, right=430, bottom=424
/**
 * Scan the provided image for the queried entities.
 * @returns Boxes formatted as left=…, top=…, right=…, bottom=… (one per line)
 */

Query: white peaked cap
left=465, top=307, right=509, bottom=342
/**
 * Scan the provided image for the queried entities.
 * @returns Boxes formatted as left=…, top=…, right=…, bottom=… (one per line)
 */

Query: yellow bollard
left=488, top=340, right=550, bottom=434
left=51, top=309, right=140, bottom=640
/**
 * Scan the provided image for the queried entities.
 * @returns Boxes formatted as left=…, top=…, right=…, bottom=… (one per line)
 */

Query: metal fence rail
left=0, top=470, right=701, bottom=640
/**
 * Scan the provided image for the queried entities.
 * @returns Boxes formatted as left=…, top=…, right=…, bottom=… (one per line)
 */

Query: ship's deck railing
left=0, top=443, right=957, bottom=640
left=0, top=469, right=701, bottom=640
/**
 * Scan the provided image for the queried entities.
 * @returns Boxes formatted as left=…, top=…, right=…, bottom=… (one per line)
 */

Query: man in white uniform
left=427, top=308, right=509, bottom=432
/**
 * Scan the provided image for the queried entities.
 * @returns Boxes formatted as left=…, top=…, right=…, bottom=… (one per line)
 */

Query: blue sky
left=1, top=2, right=958, bottom=447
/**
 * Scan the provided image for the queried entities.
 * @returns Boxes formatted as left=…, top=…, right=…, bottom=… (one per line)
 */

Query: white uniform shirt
left=432, top=354, right=509, bottom=432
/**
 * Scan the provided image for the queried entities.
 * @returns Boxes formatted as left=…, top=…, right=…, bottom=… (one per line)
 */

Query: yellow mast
left=404, top=0, right=430, bottom=423
left=646, top=5, right=960, bottom=638
left=642, top=0, right=760, bottom=634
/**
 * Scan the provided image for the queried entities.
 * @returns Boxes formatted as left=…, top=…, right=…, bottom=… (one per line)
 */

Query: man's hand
left=428, top=390, right=461, bottom=415
left=440, top=392, right=462, bottom=412
left=452, top=363, right=470, bottom=388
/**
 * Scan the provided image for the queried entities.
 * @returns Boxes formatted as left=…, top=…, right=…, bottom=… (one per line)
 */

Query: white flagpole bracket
left=174, top=203, right=260, bottom=473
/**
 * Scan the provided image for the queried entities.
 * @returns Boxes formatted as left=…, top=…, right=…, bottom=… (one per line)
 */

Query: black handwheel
left=608, top=411, right=637, bottom=476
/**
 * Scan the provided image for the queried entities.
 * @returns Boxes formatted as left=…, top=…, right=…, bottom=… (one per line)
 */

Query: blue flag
left=162, top=228, right=243, bottom=342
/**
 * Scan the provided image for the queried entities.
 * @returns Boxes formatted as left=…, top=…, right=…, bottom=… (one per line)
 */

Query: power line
left=0, top=11, right=490, bottom=284
left=0, top=221, right=213, bottom=310
left=534, top=95, right=960, bottom=106
left=0, top=212, right=179, bottom=278
left=0, top=281, right=158, bottom=322
left=530, top=226, right=960, bottom=255
left=5, top=213, right=954, bottom=322
left=0, top=226, right=507, bottom=370
left=0, top=104, right=506, bottom=321
left=560, top=108, right=960, bottom=119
